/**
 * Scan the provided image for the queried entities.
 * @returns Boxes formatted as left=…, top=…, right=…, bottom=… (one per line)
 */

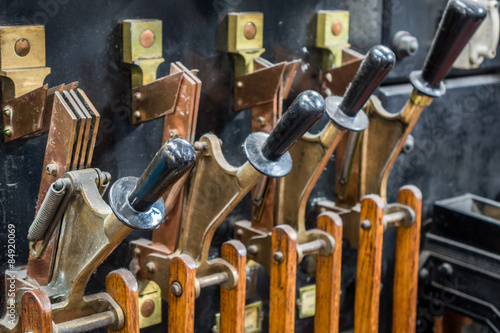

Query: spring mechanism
left=27, top=178, right=70, bottom=241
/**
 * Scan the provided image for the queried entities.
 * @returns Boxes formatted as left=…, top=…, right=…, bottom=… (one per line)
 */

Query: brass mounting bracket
left=0, top=25, right=52, bottom=142
left=316, top=11, right=350, bottom=70
left=227, top=12, right=265, bottom=76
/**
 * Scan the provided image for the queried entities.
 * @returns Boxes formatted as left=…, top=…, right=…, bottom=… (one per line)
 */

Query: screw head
left=133, top=111, right=142, bottom=119
left=325, top=73, right=333, bottom=83
left=236, top=229, right=244, bottom=238
left=360, top=220, right=372, bottom=230
left=273, top=251, right=284, bottom=263
left=236, top=81, right=243, bottom=88
left=247, top=245, right=258, bottom=256
left=3, top=105, right=12, bottom=117
left=169, top=129, right=178, bottom=139
left=3, top=126, right=12, bottom=137
left=331, top=20, right=343, bottom=36
left=146, top=262, right=156, bottom=274
left=171, top=281, right=183, bottom=297
left=324, top=88, right=332, bottom=96
left=133, top=247, right=141, bottom=255
left=134, top=92, right=142, bottom=101
left=244, top=22, right=257, bottom=40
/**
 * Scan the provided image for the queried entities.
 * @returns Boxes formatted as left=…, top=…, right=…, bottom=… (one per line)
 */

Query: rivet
left=133, top=111, right=142, bottom=119
left=244, top=22, right=257, bottom=40
left=140, top=299, right=155, bottom=317
left=324, top=88, right=332, bottom=96
left=257, top=116, right=266, bottom=128
left=15, top=38, right=31, bottom=57
left=3, top=105, right=12, bottom=117
left=236, top=81, right=243, bottom=88
left=46, top=164, right=58, bottom=176
left=171, top=281, right=183, bottom=297
left=134, top=92, right=142, bottom=101
left=146, top=262, right=156, bottom=274
left=3, top=126, right=12, bottom=137
left=169, top=129, right=178, bottom=139
left=325, top=73, right=333, bottom=83
left=247, top=245, right=258, bottom=256
left=236, top=229, right=244, bottom=238
left=273, top=251, right=284, bottom=263
left=133, top=247, right=141, bottom=255
left=331, top=20, right=343, bottom=36
left=360, top=220, right=371, bottom=230
left=140, top=29, right=155, bottom=48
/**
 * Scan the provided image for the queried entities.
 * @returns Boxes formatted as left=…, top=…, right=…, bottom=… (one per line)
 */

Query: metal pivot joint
left=325, top=45, right=395, bottom=131
left=410, top=0, right=487, bottom=97
left=110, top=138, right=196, bottom=230
left=244, top=90, right=325, bottom=177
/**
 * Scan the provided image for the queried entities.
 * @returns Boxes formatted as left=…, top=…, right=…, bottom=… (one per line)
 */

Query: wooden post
left=315, top=212, right=343, bottom=333
left=220, top=240, right=247, bottom=333
left=168, top=254, right=196, bottom=333
left=106, top=269, right=139, bottom=333
left=392, top=185, right=422, bottom=333
left=354, top=195, right=384, bottom=333
left=269, top=225, right=297, bottom=333
left=21, top=289, right=53, bottom=333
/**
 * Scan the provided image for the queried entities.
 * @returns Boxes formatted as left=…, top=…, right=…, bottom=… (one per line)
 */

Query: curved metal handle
left=339, top=45, right=396, bottom=117
left=261, top=90, right=325, bottom=161
left=412, top=0, right=487, bottom=97
left=128, top=138, right=196, bottom=212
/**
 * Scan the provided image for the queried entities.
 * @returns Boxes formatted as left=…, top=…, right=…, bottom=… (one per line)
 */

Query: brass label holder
left=315, top=11, right=351, bottom=71
left=0, top=25, right=52, bottom=142
left=122, top=19, right=185, bottom=124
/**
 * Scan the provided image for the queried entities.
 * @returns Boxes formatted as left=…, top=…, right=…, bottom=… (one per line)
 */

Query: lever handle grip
left=261, top=90, right=325, bottom=161
left=339, top=45, right=395, bottom=117
left=128, top=138, right=196, bottom=212
left=413, top=0, right=486, bottom=96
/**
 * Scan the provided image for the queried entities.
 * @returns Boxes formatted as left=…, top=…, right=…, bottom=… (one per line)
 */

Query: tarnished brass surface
left=0, top=25, right=51, bottom=101
left=212, top=301, right=263, bottom=333
left=137, top=279, right=162, bottom=328
left=316, top=11, right=350, bottom=69
left=146, top=134, right=263, bottom=299
left=122, top=19, right=164, bottom=88
left=227, top=12, right=265, bottom=76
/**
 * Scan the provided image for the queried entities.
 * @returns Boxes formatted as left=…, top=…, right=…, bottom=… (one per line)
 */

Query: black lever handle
left=129, top=138, right=196, bottom=211
left=339, top=45, right=395, bottom=117
left=325, top=45, right=395, bottom=131
left=411, top=0, right=486, bottom=97
left=110, top=138, right=196, bottom=230
left=245, top=90, right=325, bottom=177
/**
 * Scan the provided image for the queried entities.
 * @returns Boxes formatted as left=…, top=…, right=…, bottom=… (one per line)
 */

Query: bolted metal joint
left=171, top=281, right=183, bottom=297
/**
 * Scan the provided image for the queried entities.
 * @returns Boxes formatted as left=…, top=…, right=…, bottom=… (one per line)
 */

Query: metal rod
left=299, top=239, right=326, bottom=256
left=197, top=272, right=230, bottom=289
left=384, top=211, right=407, bottom=228
left=53, top=310, right=116, bottom=333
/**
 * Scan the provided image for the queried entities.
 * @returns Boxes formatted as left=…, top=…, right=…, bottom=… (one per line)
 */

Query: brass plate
left=227, top=12, right=264, bottom=52
left=138, top=279, right=162, bottom=328
left=0, top=25, right=46, bottom=70
left=122, top=19, right=162, bottom=62
left=213, top=301, right=263, bottom=333
left=298, top=284, right=316, bottom=319
left=316, top=10, right=349, bottom=48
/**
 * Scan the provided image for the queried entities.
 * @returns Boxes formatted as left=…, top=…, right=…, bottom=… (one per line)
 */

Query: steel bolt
left=133, top=111, right=142, bottom=119
left=438, top=263, right=453, bottom=279
left=169, top=129, right=178, bottom=139
left=325, top=73, right=333, bottom=83
left=171, top=281, right=183, bottom=297
left=134, top=92, right=142, bottom=101
left=46, top=164, right=58, bottom=176
left=236, top=81, right=243, bottom=88
left=15, top=38, right=31, bottom=57
left=403, top=135, right=414, bottom=154
left=3, top=105, right=12, bottom=117
left=146, top=262, right=156, bottom=274
left=3, top=126, right=12, bottom=137
left=247, top=245, right=258, bottom=256
left=273, top=251, right=284, bottom=263
left=391, top=31, right=419, bottom=60
left=361, top=220, right=372, bottom=230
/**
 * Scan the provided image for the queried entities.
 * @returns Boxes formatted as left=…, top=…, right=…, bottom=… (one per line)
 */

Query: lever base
left=109, top=177, right=165, bottom=230
left=325, top=96, right=368, bottom=132
left=244, top=132, right=292, bottom=178
left=410, top=70, right=446, bottom=98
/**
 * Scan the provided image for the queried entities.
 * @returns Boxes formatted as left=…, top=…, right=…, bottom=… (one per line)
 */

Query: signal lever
left=234, top=45, right=395, bottom=332
left=2, top=139, right=195, bottom=333
left=144, top=90, right=324, bottom=332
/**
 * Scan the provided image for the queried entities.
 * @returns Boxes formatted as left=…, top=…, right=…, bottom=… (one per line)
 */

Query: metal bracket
left=227, top=12, right=265, bottom=76
left=316, top=11, right=350, bottom=70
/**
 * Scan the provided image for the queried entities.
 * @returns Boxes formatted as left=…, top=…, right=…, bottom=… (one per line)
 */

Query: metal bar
left=197, top=272, right=230, bottom=289
left=384, top=211, right=407, bottom=228
left=299, top=239, right=326, bottom=256
left=53, top=311, right=115, bottom=333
